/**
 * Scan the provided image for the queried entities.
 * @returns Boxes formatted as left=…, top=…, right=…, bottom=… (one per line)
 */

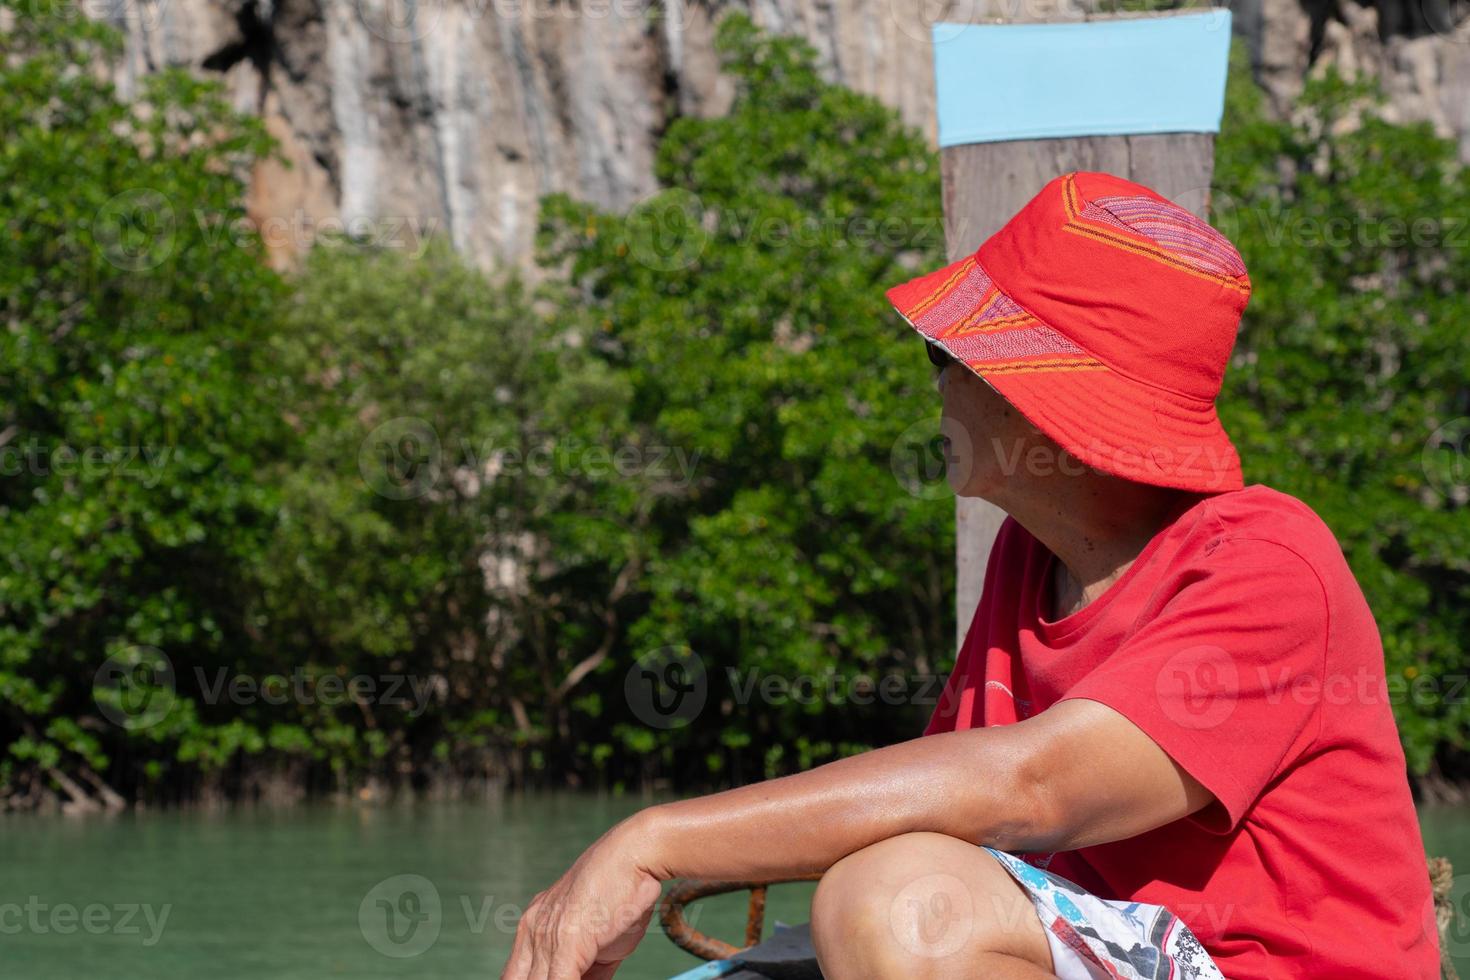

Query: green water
left=0, top=794, right=815, bottom=980
left=3, top=796, right=1468, bottom=979
left=1420, top=806, right=1470, bottom=972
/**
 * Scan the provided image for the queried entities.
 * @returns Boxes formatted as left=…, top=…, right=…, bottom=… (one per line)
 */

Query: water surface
left=0, top=794, right=813, bottom=979
left=3, top=795, right=1465, bottom=978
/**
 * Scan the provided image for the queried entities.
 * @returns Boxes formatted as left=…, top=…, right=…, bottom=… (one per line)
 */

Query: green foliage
left=537, top=14, right=952, bottom=780
left=0, top=0, right=285, bottom=804
left=3, top=8, right=1466, bottom=807
left=1215, top=46, right=1470, bottom=772
left=259, top=237, right=652, bottom=784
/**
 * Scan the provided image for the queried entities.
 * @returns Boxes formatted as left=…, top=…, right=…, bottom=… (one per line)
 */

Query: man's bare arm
left=502, top=698, right=1214, bottom=979
left=636, top=697, right=1213, bottom=882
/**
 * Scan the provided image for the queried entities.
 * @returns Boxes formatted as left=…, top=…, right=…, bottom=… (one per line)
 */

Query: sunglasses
left=925, top=340, right=955, bottom=370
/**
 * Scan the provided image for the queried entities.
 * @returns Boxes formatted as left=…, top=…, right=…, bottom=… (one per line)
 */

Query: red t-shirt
left=925, top=484, right=1438, bottom=979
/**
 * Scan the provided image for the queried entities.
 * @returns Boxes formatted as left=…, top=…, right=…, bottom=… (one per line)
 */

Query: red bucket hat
left=886, top=171, right=1250, bottom=493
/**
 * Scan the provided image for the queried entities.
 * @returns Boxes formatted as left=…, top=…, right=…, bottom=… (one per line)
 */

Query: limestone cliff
left=93, top=0, right=1470, bottom=269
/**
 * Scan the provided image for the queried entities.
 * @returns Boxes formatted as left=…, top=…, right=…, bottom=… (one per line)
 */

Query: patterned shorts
left=983, top=847, right=1226, bottom=980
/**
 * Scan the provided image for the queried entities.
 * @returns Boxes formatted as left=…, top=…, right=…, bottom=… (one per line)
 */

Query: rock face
left=94, top=0, right=1470, bottom=270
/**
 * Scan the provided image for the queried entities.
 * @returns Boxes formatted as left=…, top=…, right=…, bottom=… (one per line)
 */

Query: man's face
left=936, top=361, right=1059, bottom=502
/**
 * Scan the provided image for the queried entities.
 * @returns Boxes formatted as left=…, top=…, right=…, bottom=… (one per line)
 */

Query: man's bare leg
left=810, top=831, right=1057, bottom=979
left=970, top=953, right=1058, bottom=979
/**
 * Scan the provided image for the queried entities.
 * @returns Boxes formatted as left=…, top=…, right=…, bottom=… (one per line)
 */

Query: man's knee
left=810, top=832, right=1052, bottom=978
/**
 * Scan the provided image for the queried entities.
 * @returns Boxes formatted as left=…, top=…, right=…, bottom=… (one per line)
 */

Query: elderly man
left=501, top=172, right=1439, bottom=979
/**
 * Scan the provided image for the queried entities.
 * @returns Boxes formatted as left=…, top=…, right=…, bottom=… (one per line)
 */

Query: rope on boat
left=1431, top=857, right=1460, bottom=980
left=659, top=875, right=823, bottom=961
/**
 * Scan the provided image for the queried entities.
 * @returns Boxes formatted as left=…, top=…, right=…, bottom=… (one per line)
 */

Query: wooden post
left=929, top=10, right=1234, bottom=647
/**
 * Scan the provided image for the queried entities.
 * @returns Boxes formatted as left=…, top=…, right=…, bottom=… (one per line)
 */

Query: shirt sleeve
left=1057, top=536, right=1329, bottom=834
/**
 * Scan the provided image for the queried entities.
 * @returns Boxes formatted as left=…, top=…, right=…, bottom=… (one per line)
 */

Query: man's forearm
left=627, top=726, right=1047, bottom=883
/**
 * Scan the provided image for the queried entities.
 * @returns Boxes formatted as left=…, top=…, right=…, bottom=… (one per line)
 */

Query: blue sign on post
left=932, top=11, right=1234, bottom=148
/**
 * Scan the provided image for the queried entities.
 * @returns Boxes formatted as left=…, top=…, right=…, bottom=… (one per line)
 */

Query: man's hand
left=500, top=816, right=663, bottom=980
